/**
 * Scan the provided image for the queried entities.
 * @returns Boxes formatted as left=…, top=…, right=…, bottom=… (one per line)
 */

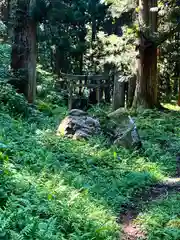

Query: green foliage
left=137, top=109, right=180, bottom=174
left=105, top=0, right=135, bottom=18
left=1, top=1, right=180, bottom=239
left=136, top=194, right=180, bottom=239
left=0, top=151, right=10, bottom=209
left=0, top=112, right=120, bottom=240
left=96, top=25, right=136, bottom=74
left=45, top=91, right=65, bottom=106
left=30, top=0, right=51, bottom=23
left=0, top=101, right=179, bottom=239
left=0, top=43, right=11, bottom=81
left=37, top=100, right=54, bottom=116
left=0, top=20, right=7, bottom=36
left=0, top=83, right=29, bottom=117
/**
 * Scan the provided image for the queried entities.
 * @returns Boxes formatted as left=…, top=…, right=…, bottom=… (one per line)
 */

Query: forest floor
left=0, top=60, right=179, bottom=239
left=118, top=104, right=180, bottom=240
left=120, top=178, right=180, bottom=240
left=0, top=97, right=180, bottom=240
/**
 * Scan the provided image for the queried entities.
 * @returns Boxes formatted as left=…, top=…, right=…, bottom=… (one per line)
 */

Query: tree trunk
left=90, top=0, right=96, bottom=44
left=165, top=74, right=171, bottom=97
left=54, top=46, right=61, bottom=74
left=27, top=20, right=37, bottom=103
left=173, top=78, right=178, bottom=96
left=133, top=39, right=158, bottom=108
left=10, top=0, right=37, bottom=103
left=173, top=63, right=179, bottom=95
left=104, top=63, right=112, bottom=103
left=127, top=75, right=136, bottom=108
left=133, top=0, right=159, bottom=108
left=113, top=73, right=125, bottom=110
left=178, top=79, right=180, bottom=106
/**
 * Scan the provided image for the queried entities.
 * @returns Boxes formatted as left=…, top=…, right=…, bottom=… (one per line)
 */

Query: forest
left=0, top=0, right=180, bottom=239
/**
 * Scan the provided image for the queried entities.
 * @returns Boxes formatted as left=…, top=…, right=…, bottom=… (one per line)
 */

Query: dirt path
left=119, top=178, right=180, bottom=240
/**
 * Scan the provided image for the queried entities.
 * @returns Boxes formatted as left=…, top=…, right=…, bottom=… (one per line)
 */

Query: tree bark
left=133, top=0, right=159, bottom=108
left=113, top=73, right=125, bottom=110
left=178, top=79, right=180, bottom=106
left=27, top=20, right=37, bottom=103
left=90, top=0, right=96, bottom=44
left=127, top=75, right=136, bottom=108
left=173, top=78, right=178, bottom=95
left=165, top=74, right=171, bottom=98
left=10, top=0, right=37, bottom=103
left=104, top=63, right=112, bottom=103
left=173, top=63, right=179, bottom=95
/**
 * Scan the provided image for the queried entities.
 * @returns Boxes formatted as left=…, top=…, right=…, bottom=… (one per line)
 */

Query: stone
left=73, top=130, right=90, bottom=140
left=85, top=117, right=100, bottom=128
left=114, top=126, right=141, bottom=149
left=57, top=110, right=100, bottom=140
left=115, top=118, right=141, bottom=149
left=69, top=109, right=88, bottom=117
left=108, top=108, right=129, bottom=119
left=57, top=116, right=73, bottom=136
left=107, top=111, right=142, bottom=149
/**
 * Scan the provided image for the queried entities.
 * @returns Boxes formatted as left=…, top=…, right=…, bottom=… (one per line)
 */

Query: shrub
left=46, top=91, right=65, bottom=106
left=0, top=83, right=29, bottom=117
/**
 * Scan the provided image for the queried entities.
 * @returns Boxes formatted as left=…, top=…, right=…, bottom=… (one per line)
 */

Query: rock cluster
left=57, top=109, right=100, bottom=140
left=57, top=108, right=141, bottom=149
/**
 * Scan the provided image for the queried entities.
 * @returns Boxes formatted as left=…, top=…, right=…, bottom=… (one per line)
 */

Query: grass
left=136, top=194, right=180, bottom=240
left=0, top=100, right=180, bottom=239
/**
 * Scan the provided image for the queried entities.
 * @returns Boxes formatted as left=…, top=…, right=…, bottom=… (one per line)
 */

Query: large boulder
left=57, top=109, right=100, bottom=140
left=107, top=108, right=142, bottom=149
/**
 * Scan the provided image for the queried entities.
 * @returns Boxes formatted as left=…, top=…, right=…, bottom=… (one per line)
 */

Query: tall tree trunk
left=173, top=63, right=179, bottom=95
left=90, top=0, right=96, bottom=44
left=133, top=0, right=159, bottom=108
left=178, top=79, right=180, bottom=106
left=113, top=72, right=125, bottom=110
left=173, top=78, right=178, bottom=95
left=127, top=75, right=136, bottom=108
left=78, top=26, right=86, bottom=95
left=10, top=0, right=37, bottom=103
left=165, top=74, right=171, bottom=98
left=104, top=64, right=111, bottom=103
left=28, top=20, right=37, bottom=103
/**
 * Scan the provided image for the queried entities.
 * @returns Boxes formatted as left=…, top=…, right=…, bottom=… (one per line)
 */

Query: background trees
left=0, top=0, right=180, bottom=108
left=0, top=2, right=180, bottom=240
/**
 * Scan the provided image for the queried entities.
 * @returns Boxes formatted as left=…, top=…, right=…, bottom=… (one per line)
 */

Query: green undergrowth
left=0, top=100, right=180, bottom=239
left=136, top=193, right=180, bottom=240
left=0, top=43, right=11, bottom=81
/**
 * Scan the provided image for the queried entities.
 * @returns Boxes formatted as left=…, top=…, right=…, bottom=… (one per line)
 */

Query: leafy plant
left=0, top=83, right=29, bottom=117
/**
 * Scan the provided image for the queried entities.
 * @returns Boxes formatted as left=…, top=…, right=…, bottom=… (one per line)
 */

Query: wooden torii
left=59, top=72, right=112, bottom=110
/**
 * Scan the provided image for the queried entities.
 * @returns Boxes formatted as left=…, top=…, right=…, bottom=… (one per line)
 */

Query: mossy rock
left=108, top=108, right=130, bottom=122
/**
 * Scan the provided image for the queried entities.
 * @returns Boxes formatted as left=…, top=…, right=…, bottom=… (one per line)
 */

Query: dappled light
left=0, top=103, right=179, bottom=239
